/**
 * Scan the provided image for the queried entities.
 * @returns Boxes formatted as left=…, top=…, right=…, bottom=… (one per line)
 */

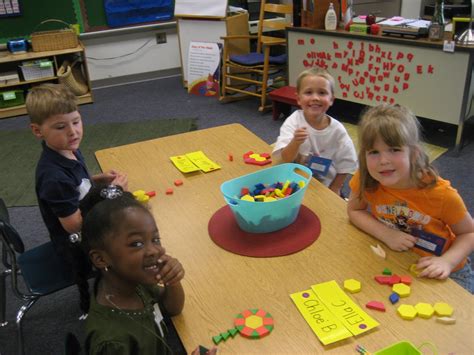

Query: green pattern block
left=212, top=335, right=223, bottom=345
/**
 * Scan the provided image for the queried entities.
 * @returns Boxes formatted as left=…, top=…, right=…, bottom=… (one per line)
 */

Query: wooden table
left=95, top=124, right=473, bottom=354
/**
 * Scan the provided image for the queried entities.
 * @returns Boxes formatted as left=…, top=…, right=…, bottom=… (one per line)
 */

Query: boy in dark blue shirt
left=26, top=84, right=128, bottom=254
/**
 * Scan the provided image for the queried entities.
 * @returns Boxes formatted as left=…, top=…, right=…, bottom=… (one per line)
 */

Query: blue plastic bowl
left=220, top=163, right=312, bottom=233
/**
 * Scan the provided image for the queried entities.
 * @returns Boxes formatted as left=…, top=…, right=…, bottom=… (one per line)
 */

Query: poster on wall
left=0, top=0, right=21, bottom=17
left=187, top=41, right=221, bottom=97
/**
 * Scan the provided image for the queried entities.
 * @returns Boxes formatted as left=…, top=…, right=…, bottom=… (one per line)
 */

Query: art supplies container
left=374, top=341, right=422, bottom=355
left=220, top=163, right=312, bottom=233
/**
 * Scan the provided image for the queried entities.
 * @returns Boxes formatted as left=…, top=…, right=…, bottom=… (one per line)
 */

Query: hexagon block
left=397, top=304, right=417, bottom=320
left=392, top=283, right=411, bottom=297
left=344, top=279, right=361, bottom=293
left=434, top=302, right=454, bottom=317
left=415, top=303, right=434, bottom=319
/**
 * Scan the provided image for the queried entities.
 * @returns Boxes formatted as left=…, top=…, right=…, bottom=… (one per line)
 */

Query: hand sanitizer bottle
left=325, top=2, right=337, bottom=30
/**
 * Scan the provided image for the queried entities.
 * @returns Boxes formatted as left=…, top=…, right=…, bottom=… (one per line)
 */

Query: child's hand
left=292, top=127, right=309, bottom=144
left=384, top=230, right=417, bottom=251
left=416, top=256, right=452, bottom=280
left=93, top=170, right=117, bottom=184
left=111, top=172, right=128, bottom=191
left=156, top=254, right=185, bottom=286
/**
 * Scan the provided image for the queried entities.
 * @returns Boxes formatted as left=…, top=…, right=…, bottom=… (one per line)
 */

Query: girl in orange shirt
left=347, top=104, right=473, bottom=292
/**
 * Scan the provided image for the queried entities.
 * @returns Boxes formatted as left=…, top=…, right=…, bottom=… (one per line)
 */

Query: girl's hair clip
left=100, top=185, right=123, bottom=200
left=69, top=232, right=82, bottom=243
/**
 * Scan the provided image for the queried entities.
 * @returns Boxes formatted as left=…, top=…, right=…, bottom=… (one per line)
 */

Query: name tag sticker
left=412, top=229, right=446, bottom=256
left=307, top=156, right=332, bottom=176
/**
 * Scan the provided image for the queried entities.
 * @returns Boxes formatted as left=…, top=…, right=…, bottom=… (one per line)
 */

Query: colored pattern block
left=434, top=302, right=454, bottom=317
left=436, top=316, right=456, bottom=325
left=212, top=334, right=222, bottom=345
left=374, top=275, right=391, bottom=285
left=370, top=244, right=386, bottom=258
left=389, top=293, right=400, bottom=304
left=387, top=275, right=401, bottom=285
left=228, top=327, right=239, bottom=337
left=382, top=268, right=392, bottom=275
left=400, top=275, right=412, bottom=285
left=243, top=151, right=272, bottom=166
left=392, top=283, right=411, bottom=297
left=366, top=301, right=386, bottom=312
left=409, top=263, right=421, bottom=277
left=343, top=279, right=361, bottom=293
left=174, top=179, right=183, bottom=186
left=415, top=303, right=434, bottom=319
left=397, top=304, right=417, bottom=320
left=234, top=309, right=274, bottom=339
left=220, top=330, right=231, bottom=341
left=165, top=188, right=173, bottom=195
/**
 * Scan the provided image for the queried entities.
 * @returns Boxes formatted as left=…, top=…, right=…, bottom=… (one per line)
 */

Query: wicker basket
left=57, top=60, right=88, bottom=96
left=31, top=19, right=78, bottom=52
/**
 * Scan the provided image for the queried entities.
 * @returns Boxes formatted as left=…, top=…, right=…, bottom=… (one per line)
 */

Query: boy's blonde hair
left=357, top=104, right=438, bottom=200
left=296, top=68, right=335, bottom=95
left=26, top=84, right=77, bottom=125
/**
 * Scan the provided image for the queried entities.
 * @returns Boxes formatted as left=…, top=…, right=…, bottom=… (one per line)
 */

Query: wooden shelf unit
left=0, top=43, right=93, bottom=119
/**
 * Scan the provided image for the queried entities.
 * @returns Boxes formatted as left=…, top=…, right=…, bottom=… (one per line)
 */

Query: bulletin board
left=0, top=0, right=80, bottom=42
left=287, top=29, right=472, bottom=126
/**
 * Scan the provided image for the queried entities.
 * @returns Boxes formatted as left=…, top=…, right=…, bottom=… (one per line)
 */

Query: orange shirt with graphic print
left=350, top=170, right=468, bottom=271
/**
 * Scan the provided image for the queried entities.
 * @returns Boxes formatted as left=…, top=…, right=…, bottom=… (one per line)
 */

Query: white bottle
left=325, top=3, right=337, bottom=31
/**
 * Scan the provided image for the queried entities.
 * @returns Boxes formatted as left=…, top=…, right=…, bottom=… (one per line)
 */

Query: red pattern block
left=366, top=301, right=386, bottom=312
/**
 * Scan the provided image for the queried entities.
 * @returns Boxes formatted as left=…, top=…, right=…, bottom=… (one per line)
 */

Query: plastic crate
left=0, top=90, right=25, bottom=108
left=220, top=163, right=312, bottom=233
left=104, top=0, right=173, bottom=28
left=19, top=60, right=54, bottom=81
left=374, top=341, right=421, bottom=355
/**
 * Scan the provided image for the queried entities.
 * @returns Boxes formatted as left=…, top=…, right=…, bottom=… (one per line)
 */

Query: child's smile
left=104, top=206, right=165, bottom=286
left=366, top=136, right=414, bottom=189
left=296, top=75, right=334, bottom=127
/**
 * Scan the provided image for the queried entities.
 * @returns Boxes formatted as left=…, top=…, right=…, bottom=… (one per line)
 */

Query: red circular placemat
left=208, top=205, right=321, bottom=257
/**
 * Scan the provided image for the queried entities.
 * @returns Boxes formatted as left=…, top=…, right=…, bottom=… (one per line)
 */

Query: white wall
left=82, top=27, right=180, bottom=81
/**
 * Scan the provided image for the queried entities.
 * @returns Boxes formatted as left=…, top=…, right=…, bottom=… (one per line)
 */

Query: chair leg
left=259, top=46, right=271, bottom=112
left=16, top=298, right=38, bottom=355
left=0, top=269, right=11, bottom=326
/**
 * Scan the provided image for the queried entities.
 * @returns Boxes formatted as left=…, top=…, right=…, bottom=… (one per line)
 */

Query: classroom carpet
left=0, top=118, right=197, bottom=207
left=342, top=122, right=448, bottom=163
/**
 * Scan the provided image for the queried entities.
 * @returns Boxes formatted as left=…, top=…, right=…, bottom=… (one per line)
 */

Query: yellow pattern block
left=245, top=315, right=263, bottom=329
left=434, top=302, right=454, bottom=317
left=392, top=283, right=411, bottom=297
left=397, top=304, right=417, bottom=320
left=415, top=303, right=434, bottom=319
left=343, top=279, right=361, bottom=293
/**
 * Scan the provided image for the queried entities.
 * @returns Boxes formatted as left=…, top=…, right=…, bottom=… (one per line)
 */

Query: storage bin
left=0, top=90, right=25, bottom=108
left=374, top=341, right=421, bottom=355
left=104, top=0, right=173, bottom=28
left=19, top=59, right=54, bottom=81
left=220, top=163, right=312, bottom=233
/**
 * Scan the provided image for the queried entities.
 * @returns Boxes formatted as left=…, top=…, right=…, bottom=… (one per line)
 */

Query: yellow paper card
left=290, top=289, right=353, bottom=345
left=311, top=281, right=379, bottom=336
left=170, top=155, right=200, bottom=173
left=185, top=151, right=220, bottom=173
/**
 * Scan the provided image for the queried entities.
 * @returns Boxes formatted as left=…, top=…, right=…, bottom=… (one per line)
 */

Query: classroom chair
left=220, top=0, right=293, bottom=112
left=0, top=197, right=76, bottom=355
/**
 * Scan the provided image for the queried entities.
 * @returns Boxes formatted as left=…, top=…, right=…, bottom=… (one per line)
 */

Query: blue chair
left=0, top=198, right=76, bottom=355
left=220, top=0, right=293, bottom=112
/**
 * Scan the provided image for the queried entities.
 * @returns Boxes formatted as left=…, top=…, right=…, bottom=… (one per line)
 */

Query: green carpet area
left=0, top=118, right=197, bottom=207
